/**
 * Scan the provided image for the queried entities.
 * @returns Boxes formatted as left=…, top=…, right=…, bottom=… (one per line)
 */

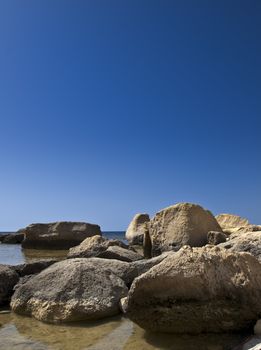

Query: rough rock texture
left=97, top=245, right=143, bottom=262
left=11, top=260, right=57, bottom=277
left=149, top=203, right=222, bottom=255
left=125, top=246, right=261, bottom=333
left=216, top=214, right=249, bottom=230
left=125, top=213, right=150, bottom=245
left=11, top=258, right=128, bottom=323
left=0, top=265, right=19, bottom=305
left=207, top=231, right=227, bottom=245
left=0, top=233, right=24, bottom=244
left=219, top=231, right=261, bottom=262
left=22, top=222, right=101, bottom=249
left=67, top=235, right=129, bottom=259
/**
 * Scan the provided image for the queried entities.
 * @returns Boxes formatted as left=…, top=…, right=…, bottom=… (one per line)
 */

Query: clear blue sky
left=0, top=1, right=260, bottom=230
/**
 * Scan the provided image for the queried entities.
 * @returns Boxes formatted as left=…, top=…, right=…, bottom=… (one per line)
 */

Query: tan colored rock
left=11, top=258, right=128, bottom=323
left=125, top=213, right=150, bottom=245
left=216, top=214, right=249, bottom=230
left=67, top=235, right=128, bottom=259
left=125, top=246, right=261, bottom=333
left=22, top=222, right=101, bottom=249
left=219, top=231, right=261, bottom=261
left=149, top=203, right=222, bottom=255
left=97, top=245, right=143, bottom=262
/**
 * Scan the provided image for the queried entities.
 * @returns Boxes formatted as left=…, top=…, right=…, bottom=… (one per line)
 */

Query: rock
left=216, top=213, right=249, bottom=229
left=11, top=259, right=57, bottom=277
left=67, top=235, right=129, bottom=259
left=0, top=265, right=19, bottom=305
left=149, top=203, right=222, bottom=255
left=0, top=234, right=8, bottom=243
left=21, top=221, right=101, bottom=249
left=219, top=231, right=261, bottom=261
left=119, top=297, right=128, bottom=313
left=125, top=246, right=261, bottom=333
left=207, top=231, right=227, bottom=245
left=1, top=233, right=24, bottom=244
left=97, top=246, right=143, bottom=262
left=143, top=229, right=152, bottom=259
left=125, top=213, right=150, bottom=245
left=254, top=320, right=261, bottom=335
left=11, top=258, right=128, bottom=323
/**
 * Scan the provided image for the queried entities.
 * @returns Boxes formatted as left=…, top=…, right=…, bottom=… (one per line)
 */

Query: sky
left=0, top=0, right=260, bottom=231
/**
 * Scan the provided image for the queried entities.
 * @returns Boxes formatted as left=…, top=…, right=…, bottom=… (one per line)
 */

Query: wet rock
left=149, top=203, right=222, bottom=255
left=22, top=221, right=101, bottom=249
left=125, top=246, right=261, bottom=333
left=0, top=265, right=19, bottom=305
left=11, top=258, right=128, bottom=323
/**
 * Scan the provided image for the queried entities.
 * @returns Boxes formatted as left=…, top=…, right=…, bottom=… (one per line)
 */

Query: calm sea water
left=0, top=231, right=126, bottom=265
left=0, top=231, right=250, bottom=350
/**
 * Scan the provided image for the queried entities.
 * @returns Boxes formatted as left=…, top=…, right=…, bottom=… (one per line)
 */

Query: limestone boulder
left=125, top=213, right=150, bottom=245
left=219, top=231, right=261, bottom=261
left=67, top=235, right=128, bottom=259
left=22, top=221, right=101, bottom=249
left=97, top=245, right=143, bottom=262
left=11, top=258, right=128, bottom=323
left=149, top=203, right=222, bottom=255
left=207, top=231, right=227, bottom=245
left=125, top=246, right=261, bottom=333
left=11, top=260, right=57, bottom=277
left=216, top=213, right=249, bottom=229
left=0, top=265, right=19, bottom=305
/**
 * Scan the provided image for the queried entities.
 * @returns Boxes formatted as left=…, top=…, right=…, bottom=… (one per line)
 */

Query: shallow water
left=0, top=311, right=248, bottom=350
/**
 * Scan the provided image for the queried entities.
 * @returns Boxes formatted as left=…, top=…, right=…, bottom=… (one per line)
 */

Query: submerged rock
left=11, top=258, right=128, bottom=323
left=0, top=265, right=19, bottom=305
left=125, top=246, right=261, bottom=333
left=67, top=235, right=129, bottom=259
left=21, top=221, right=101, bottom=249
left=125, top=213, right=150, bottom=245
left=149, top=203, right=222, bottom=255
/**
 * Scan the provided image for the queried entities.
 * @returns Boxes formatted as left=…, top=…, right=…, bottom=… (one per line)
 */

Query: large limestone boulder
left=0, top=265, right=19, bottom=305
left=67, top=235, right=129, bottom=259
left=149, top=203, right=222, bottom=255
left=219, top=231, right=261, bottom=262
left=215, top=214, right=251, bottom=234
left=21, top=221, right=101, bottom=249
left=11, top=258, right=128, bottom=323
left=125, top=213, right=150, bottom=245
left=125, top=246, right=261, bottom=333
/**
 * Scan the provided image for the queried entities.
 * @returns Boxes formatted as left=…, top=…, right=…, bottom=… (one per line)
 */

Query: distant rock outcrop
left=0, top=232, right=24, bottom=244
left=11, top=258, right=128, bottom=323
left=21, top=222, right=101, bottom=249
left=125, top=213, right=150, bottom=245
left=216, top=214, right=249, bottom=230
left=125, top=246, right=261, bottom=333
left=149, top=203, right=222, bottom=255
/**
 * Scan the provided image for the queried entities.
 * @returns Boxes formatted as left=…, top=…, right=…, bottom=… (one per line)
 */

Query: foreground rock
left=11, top=258, right=128, bottom=323
left=67, top=235, right=129, bottom=259
left=0, top=232, right=24, bottom=244
left=0, top=265, right=19, bottom=305
left=21, top=221, right=101, bottom=249
left=125, top=246, right=261, bottom=333
left=219, top=231, right=261, bottom=261
left=125, top=213, right=150, bottom=245
left=97, top=246, right=143, bottom=262
left=149, top=203, right=222, bottom=255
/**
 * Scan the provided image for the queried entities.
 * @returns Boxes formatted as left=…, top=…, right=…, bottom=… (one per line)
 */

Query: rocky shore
left=1, top=202, right=261, bottom=344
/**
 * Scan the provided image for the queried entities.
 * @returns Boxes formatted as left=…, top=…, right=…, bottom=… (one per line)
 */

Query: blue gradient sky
left=0, top=1, right=260, bottom=230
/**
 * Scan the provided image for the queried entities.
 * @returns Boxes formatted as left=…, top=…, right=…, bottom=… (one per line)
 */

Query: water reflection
left=0, top=311, right=249, bottom=350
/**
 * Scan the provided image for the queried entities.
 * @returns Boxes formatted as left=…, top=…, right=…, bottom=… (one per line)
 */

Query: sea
left=0, top=232, right=249, bottom=350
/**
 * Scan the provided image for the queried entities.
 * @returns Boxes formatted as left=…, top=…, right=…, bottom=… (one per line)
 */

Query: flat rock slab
left=97, top=245, right=143, bottom=262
